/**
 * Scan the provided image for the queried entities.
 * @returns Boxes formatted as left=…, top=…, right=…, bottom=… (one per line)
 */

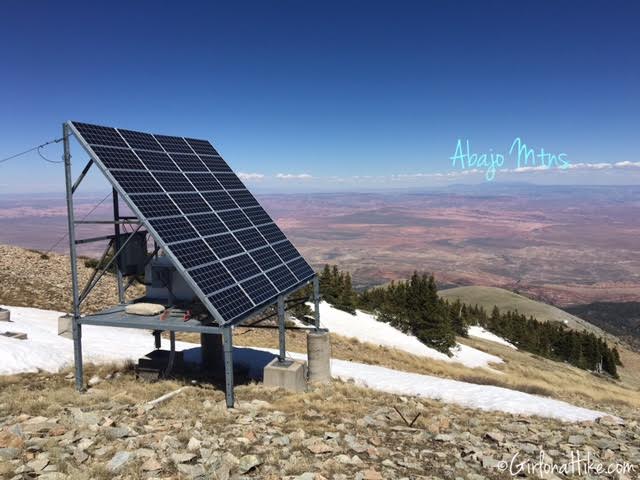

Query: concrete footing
left=263, top=358, right=307, bottom=392
left=58, top=314, right=73, bottom=339
left=307, top=331, right=331, bottom=383
left=0, top=308, right=10, bottom=322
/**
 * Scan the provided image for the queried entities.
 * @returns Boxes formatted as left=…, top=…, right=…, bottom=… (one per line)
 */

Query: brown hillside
left=0, top=243, right=142, bottom=314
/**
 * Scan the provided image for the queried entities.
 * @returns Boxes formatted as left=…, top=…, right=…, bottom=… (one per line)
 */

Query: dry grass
left=173, top=327, right=640, bottom=414
left=0, top=363, right=186, bottom=419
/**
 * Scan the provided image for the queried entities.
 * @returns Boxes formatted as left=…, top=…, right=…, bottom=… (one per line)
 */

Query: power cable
left=37, top=145, right=64, bottom=164
left=0, top=136, right=66, bottom=164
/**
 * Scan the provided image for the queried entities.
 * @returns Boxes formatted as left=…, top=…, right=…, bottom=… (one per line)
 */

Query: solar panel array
left=70, top=121, right=315, bottom=324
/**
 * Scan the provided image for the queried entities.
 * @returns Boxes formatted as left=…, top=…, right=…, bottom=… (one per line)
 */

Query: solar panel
left=136, top=150, right=180, bottom=171
left=170, top=153, right=209, bottom=172
left=69, top=121, right=316, bottom=324
left=223, top=253, right=261, bottom=281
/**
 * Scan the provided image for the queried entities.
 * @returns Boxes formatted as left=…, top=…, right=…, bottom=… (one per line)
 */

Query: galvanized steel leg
left=112, top=188, right=125, bottom=304
left=313, top=276, right=320, bottom=330
left=222, top=327, right=234, bottom=408
left=63, top=122, right=84, bottom=392
left=277, top=295, right=286, bottom=362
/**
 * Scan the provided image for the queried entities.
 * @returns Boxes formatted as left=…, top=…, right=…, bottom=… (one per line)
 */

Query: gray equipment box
left=118, top=231, right=148, bottom=276
left=145, top=255, right=197, bottom=303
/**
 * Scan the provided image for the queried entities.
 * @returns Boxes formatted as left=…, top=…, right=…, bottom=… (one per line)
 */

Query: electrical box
left=145, top=255, right=197, bottom=303
left=118, top=231, right=147, bottom=276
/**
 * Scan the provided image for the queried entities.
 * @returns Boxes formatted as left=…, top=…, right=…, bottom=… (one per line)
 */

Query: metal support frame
left=75, top=234, right=116, bottom=245
left=64, top=123, right=84, bottom=392
left=78, top=224, right=143, bottom=306
left=75, top=219, right=140, bottom=225
left=71, top=159, right=93, bottom=194
left=222, top=326, right=234, bottom=408
left=79, top=239, right=114, bottom=300
left=112, top=188, right=125, bottom=304
left=277, top=295, right=286, bottom=362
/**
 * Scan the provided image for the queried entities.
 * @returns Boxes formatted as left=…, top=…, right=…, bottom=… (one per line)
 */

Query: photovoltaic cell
left=73, top=122, right=128, bottom=148
left=258, top=223, right=288, bottom=243
left=287, top=257, right=315, bottom=281
left=185, top=138, right=219, bottom=156
left=250, top=246, right=283, bottom=271
left=186, top=173, right=223, bottom=191
left=208, top=285, right=253, bottom=321
left=154, top=171, right=196, bottom=192
left=136, top=150, right=179, bottom=171
left=273, top=240, right=301, bottom=262
left=169, top=239, right=216, bottom=269
left=201, top=191, right=238, bottom=211
left=190, top=262, right=235, bottom=294
left=92, top=146, right=144, bottom=170
left=148, top=216, right=198, bottom=243
left=110, top=170, right=161, bottom=194
left=228, top=190, right=259, bottom=208
left=155, top=134, right=193, bottom=153
left=243, top=206, right=273, bottom=226
left=214, top=172, right=246, bottom=189
left=223, top=254, right=261, bottom=281
left=169, top=153, right=209, bottom=172
left=234, top=227, right=268, bottom=251
left=129, top=193, right=181, bottom=218
left=169, top=193, right=212, bottom=214
left=241, top=274, right=277, bottom=304
left=187, top=213, right=227, bottom=237
left=266, top=264, right=299, bottom=291
left=217, top=209, right=252, bottom=230
left=205, top=233, right=244, bottom=258
left=200, top=155, right=232, bottom=173
left=119, top=129, right=163, bottom=151
left=70, top=120, right=316, bottom=325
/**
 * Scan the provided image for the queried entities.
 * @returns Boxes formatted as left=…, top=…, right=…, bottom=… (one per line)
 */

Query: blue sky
left=1, top=1, right=639, bottom=192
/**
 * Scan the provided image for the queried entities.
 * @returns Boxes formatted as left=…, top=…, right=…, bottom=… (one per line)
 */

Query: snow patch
left=0, top=305, right=194, bottom=375
left=313, top=301, right=503, bottom=369
left=0, top=305, right=613, bottom=422
left=234, top=346, right=610, bottom=423
left=468, top=325, right=517, bottom=349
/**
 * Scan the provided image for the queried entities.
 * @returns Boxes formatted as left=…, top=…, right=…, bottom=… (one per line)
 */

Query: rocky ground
left=1, top=367, right=639, bottom=480
left=0, top=244, right=143, bottom=314
left=2, top=244, right=640, bottom=479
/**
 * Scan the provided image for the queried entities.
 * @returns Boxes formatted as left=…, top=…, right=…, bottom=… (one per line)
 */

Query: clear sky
left=1, top=1, right=639, bottom=192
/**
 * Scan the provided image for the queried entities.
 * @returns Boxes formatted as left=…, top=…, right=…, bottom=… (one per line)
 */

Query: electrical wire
left=0, top=136, right=66, bottom=164
left=37, top=145, right=64, bottom=163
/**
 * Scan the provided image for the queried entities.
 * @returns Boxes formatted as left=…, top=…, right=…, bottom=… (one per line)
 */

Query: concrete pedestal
left=263, top=358, right=307, bottom=392
left=307, top=331, right=331, bottom=384
left=58, top=314, right=73, bottom=339
left=0, top=308, right=10, bottom=322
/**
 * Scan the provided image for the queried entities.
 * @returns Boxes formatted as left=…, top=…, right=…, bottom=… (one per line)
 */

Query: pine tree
left=450, top=299, right=468, bottom=337
left=336, top=272, right=356, bottom=314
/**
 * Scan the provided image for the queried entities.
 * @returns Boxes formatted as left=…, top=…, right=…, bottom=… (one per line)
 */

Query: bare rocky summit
left=1, top=369, right=639, bottom=480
